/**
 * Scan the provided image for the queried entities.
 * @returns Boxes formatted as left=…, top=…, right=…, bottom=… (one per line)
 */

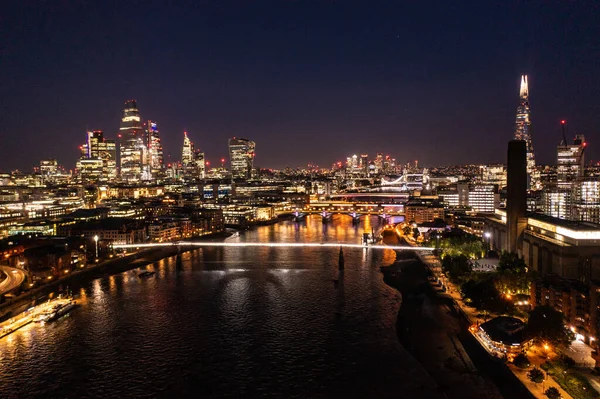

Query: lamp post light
left=94, top=235, right=99, bottom=259
left=484, top=232, right=491, bottom=255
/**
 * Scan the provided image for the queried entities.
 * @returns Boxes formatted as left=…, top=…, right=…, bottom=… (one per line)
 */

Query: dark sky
left=1, top=1, right=599, bottom=171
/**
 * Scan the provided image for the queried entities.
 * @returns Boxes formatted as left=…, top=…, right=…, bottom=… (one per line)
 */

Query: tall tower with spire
left=513, top=75, right=540, bottom=189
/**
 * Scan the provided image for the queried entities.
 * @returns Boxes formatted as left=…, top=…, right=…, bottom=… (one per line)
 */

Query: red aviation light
left=221, top=158, right=225, bottom=163
left=561, top=120, right=566, bottom=124
left=583, top=142, right=588, bottom=147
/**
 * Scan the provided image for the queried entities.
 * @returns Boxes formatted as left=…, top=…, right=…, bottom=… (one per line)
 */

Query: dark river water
left=0, top=215, right=440, bottom=398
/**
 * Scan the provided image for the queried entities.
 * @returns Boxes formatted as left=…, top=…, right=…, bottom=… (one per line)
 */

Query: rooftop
left=480, top=316, right=527, bottom=346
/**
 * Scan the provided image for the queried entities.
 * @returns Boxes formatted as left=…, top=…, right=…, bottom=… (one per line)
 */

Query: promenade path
left=401, top=234, right=572, bottom=399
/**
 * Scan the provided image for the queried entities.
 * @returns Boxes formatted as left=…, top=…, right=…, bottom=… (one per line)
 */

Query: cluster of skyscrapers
left=509, top=76, right=598, bottom=224
left=72, top=100, right=256, bottom=184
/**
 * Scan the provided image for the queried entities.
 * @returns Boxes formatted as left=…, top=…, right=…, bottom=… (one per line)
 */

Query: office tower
left=194, top=150, right=205, bottom=179
left=77, top=130, right=117, bottom=183
left=374, top=153, right=383, bottom=173
left=228, top=138, right=255, bottom=179
left=571, top=179, right=600, bottom=223
left=360, top=154, right=368, bottom=175
left=557, top=131, right=585, bottom=190
left=513, top=75, right=539, bottom=189
left=481, top=164, right=507, bottom=188
left=181, top=132, right=194, bottom=166
left=542, top=126, right=587, bottom=220
left=541, top=190, right=569, bottom=219
left=145, top=121, right=163, bottom=179
left=119, top=100, right=145, bottom=182
left=39, top=159, right=58, bottom=177
left=507, top=140, right=527, bottom=253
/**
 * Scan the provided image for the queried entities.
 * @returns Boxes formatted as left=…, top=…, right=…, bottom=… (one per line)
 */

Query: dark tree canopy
left=525, top=306, right=573, bottom=346
left=461, top=276, right=513, bottom=314
left=442, top=255, right=472, bottom=283
left=513, top=353, right=530, bottom=369
left=544, top=387, right=560, bottom=399
left=528, top=366, right=545, bottom=384
left=499, top=252, right=527, bottom=271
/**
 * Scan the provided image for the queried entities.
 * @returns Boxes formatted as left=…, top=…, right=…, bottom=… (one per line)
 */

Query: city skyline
left=3, top=3, right=600, bottom=398
left=2, top=2, right=600, bottom=171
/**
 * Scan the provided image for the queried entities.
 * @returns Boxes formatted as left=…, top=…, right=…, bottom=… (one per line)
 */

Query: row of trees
left=438, top=233, right=485, bottom=259
left=442, top=251, right=533, bottom=314
left=442, top=251, right=574, bottom=346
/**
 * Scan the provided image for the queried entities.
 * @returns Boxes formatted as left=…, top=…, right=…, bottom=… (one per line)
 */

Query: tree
left=544, top=387, right=560, bottom=399
left=528, top=366, right=545, bottom=384
left=402, top=225, right=412, bottom=236
left=461, top=276, right=513, bottom=314
left=525, top=306, right=574, bottom=346
left=442, top=255, right=472, bottom=283
left=513, top=353, right=530, bottom=369
left=499, top=251, right=527, bottom=271
left=495, top=251, right=532, bottom=296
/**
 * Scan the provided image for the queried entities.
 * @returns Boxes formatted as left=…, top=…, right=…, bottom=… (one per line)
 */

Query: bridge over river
left=111, top=241, right=434, bottom=252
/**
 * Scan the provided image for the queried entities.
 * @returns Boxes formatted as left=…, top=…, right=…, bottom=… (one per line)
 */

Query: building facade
left=119, top=100, right=145, bottom=182
left=228, top=138, right=255, bottom=179
left=513, top=75, right=539, bottom=189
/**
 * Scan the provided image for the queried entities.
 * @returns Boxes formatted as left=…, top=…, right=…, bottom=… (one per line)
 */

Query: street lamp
left=484, top=232, right=491, bottom=254
left=94, top=235, right=99, bottom=259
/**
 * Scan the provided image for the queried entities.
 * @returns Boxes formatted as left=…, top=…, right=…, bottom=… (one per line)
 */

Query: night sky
left=1, top=1, right=599, bottom=171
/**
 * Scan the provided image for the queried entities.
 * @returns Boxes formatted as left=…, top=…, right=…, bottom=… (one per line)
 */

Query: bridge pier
left=293, top=211, right=307, bottom=222
left=176, top=246, right=183, bottom=269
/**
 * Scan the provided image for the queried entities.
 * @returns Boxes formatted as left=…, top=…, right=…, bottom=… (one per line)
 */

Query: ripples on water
left=0, top=216, right=437, bottom=398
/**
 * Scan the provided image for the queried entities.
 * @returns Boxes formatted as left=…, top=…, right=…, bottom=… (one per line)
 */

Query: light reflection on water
left=0, top=215, right=434, bottom=399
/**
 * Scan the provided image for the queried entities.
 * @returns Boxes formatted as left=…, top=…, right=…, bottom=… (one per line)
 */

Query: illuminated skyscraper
left=145, top=120, right=163, bottom=179
left=181, top=132, right=194, bottom=166
left=513, top=75, right=539, bottom=189
left=557, top=132, right=585, bottom=190
left=119, top=100, right=145, bottom=182
left=228, top=137, right=255, bottom=179
left=77, top=130, right=117, bottom=182
left=194, top=150, right=205, bottom=179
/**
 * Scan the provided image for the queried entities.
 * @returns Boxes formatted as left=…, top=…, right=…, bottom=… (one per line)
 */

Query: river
left=0, top=215, right=444, bottom=398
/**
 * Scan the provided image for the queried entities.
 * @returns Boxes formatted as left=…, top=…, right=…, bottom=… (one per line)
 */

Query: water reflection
left=0, top=215, right=438, bottom=399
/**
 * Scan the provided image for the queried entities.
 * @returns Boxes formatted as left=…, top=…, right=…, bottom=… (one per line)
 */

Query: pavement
left=0, top=266, right=26, bottom=296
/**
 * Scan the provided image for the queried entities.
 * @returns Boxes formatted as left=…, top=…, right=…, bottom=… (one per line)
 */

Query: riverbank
left=380, top=231, right=509, bottom=399
left=0, top=232, right=230, bottom=321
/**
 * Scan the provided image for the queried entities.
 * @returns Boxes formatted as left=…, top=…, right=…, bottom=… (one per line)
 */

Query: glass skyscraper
left=513, top=75, right=539, bottom=189
left=119, top=100, right=144, bottom=182
left=228, top=138, right=256, bottom=179
left=146, top=120, right=163, bottom=179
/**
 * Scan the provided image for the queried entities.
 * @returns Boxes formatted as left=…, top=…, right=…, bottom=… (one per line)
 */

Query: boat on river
left=34, top=298, right=77, bottom=323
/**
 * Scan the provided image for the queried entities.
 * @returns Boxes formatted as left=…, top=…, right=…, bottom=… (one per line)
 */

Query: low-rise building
left=405, top=200, right=444, bottom=224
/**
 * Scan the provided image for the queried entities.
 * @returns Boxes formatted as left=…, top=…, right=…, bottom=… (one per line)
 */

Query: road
left=0, top=266, right=26, bottom=296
